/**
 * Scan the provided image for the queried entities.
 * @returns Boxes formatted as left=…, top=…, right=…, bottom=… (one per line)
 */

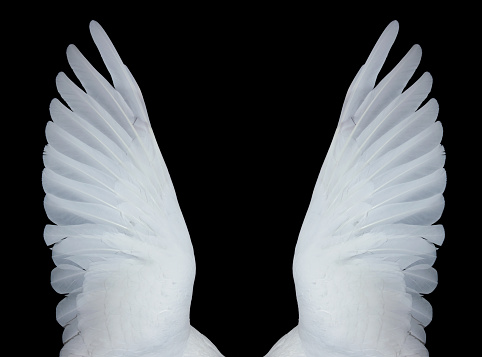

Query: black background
left=10, top=3, right=475, bottom=356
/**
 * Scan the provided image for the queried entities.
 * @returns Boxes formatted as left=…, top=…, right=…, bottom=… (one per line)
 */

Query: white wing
left=268, top=21, right=445, bottom=357
left=43, top=21, right=221, bottom=357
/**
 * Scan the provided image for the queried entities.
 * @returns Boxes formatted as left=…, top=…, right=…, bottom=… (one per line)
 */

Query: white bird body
left=43, top=20, right=444, bottom=357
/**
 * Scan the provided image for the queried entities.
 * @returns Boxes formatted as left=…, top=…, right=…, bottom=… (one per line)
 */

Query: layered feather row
left=294, top=21, right=445, bottom=357
left=43, top=22, right=195, bottom=356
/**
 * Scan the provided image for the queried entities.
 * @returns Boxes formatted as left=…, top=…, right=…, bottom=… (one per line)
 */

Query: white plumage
left=44, top=21, right=223, bottom=357
left=43, top=20, right=444, bottom=356
left=265, top=21, right=444, bottom=357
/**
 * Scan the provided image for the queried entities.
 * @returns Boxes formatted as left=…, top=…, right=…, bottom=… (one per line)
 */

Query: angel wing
left=43, top=21, right=223, bottom=357
left=266, top=21, right=445, bottom=357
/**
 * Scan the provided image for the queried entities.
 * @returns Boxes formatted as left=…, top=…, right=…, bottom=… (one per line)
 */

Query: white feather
left=89, top=21, right=149, bottom=124
left=339, top=21, right=399, bottom=126
left=267, top=20, right=445, bottom=357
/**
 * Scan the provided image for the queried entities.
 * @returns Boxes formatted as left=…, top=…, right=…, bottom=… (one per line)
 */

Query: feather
left=89, top=21, right=149, bottom=124
left=339, top=21, right=399, bottom=126
left=55, top=291, right=79, bottom=326
left=66, top=44, right=137, bottom=139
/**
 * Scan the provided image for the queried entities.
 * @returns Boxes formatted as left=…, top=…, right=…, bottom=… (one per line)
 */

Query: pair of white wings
left=43, top=21, right=445, bottom=356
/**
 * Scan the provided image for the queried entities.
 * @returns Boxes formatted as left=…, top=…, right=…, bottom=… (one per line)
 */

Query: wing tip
left=420, top=71, right=434, bottom=89
left=89, top=20, right=102, bottom=33
left=89, top=20, right=108, bottom=43
left=55, top=71, right=67, bottom=85
left=409, top=44, right=423, bottom=61
left=384, top=20, right=400, bottom=39
left=49, top=97, right=61, bottom=111
left=388, top=19, right=399, bottom=30
left=66, top=43, right=81, bottom=63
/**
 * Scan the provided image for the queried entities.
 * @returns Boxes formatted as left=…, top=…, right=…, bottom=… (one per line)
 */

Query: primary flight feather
left=43, top=20, right=444, bottom=357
